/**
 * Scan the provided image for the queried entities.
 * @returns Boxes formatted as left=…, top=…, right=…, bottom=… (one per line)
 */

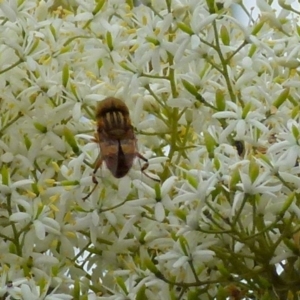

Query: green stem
left=0, top=58, right=23, bottom=74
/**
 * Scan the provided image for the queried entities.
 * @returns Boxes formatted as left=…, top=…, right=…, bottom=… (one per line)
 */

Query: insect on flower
left=83, top=97, right=159, bottom=200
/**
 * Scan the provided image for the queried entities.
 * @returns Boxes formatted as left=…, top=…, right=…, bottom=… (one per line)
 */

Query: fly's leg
left=82, top=154, right=103, bottom=201
left=136, top=152, right=160, bottom=182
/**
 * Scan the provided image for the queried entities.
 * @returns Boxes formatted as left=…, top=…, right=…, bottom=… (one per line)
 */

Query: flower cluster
left=1, top=0, right=300, bottom=299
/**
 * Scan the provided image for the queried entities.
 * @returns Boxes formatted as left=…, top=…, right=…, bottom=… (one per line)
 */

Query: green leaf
left=119, top=61, right=135, bottom=72
left=62, top=64, right=69, bottom=88
left=9, top=243, right=17, bottom=254
left=154, top=183, right=161, bottom=201
left=2, top=165, right=9, bottom=185
left=257, top=275, right=271, bottom=288
left=139, top=230, right=146, bottom=244
left=220, top=25, right=230, bottom=45
left=248, top=44, right=257, bottom=57
left=249, top=159, right=259, bottom=183
left=145, top=36, right=160, bottom=46
left=31, top=183, right=39, bottom=196
left=136, top=285, right=147, bottom=300
left=216, top=286, right=228, bottom=300
left=22, top=256, right=33, bottom=276
left=291, top=105, right=300, bottom=118
left=34, top=122, right=47, bottom=133
left=70, top=83, right=78, bottom=99
left=188, top=289, right=202, bottom=300
left=273, top=88, right=289, bottom=109
left=116, top=277, right=128, bottom=294
left=279, top=192, right=295, bottom=216
left=63, top=127, right=80, bottom=154
left=242, top=102, right=252, bottom=119
left=177, top=22, right=194, bottom=35
left=92, top=0, right=105, bottom=15
left=257, top=153, right=271, bottom=167
left=23, top=134, right=31, bottom=150
left=213, top=157, right=220, bottom=170
left=50, top=24, right=56, bottom=40
left=251, top=21, right=264, bottom=35
left=28, top=37, right=40, bottom=55
left=215, top=89, right=225, bottom=111
left=206, top=0, right=216, bottom=13
left=297, top=25, right=300, bottom=36
left=52, top=265, right=59, bottom=276
left=61, top=180, right=80, bottom=186
left=37, top=278, right=48, bottom=295
left=182, top=79, right=198, bottom=96
left=178, top=236, right=189, bottom=256
left=204, top=131, right=216, bottom=157
left=283, top=237, right=298, bottom=252
left=186, top=173, right=198, bottom=189
left=292, top=124, right=300, bottom=141
left=144, top=258, right=159, bottom=274
left=73, top=279, right=80, bottom=299
left=59, top=45, right=71, bottom=54
left=106, top=31, right=113, bottom=51
left=126, top=0, right=134, bottom=9
left=230, top=167, right=241, bottom=189
left=175, top=209, right=187, bottom=221
left=216, top=262, right=231, bottom=277
left=97, top=59, right=103, bottom=69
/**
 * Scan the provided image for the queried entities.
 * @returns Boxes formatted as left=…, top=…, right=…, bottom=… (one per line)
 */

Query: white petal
left=35, top=255, right=59, bottom=266
left=161, top=176, right=177, bottom=196
left=72, top=102, right=82, bottom=122
left=173, top=193, right=198, bottom=204
left=155, top=202, right=165, bottom=222
left=173, top=256, right=189, bottom=268
left=213, top=111, right=237, bottom=119
left=1, top=152, right=14, bottom=163
left=42, top=217, right=61, bottom=232
left=21, top=284, right=37, bottom=300
left=0, top=2, right=17, bottom=21
left=270, top=251, right=293, bottom=264
left=118, top=176, right=131, bottom=199
left=133, top=180, right=155, bottom=197
left=104, top=211, right=117, bottom=226
left=10, top=212, right=31, bottom=222
left=60, top=236, right=75, bottom=257
left=192, top=250, right=215, bottom=260
left=11, top=179, right=34, bottom=189
left=73, top=12, right=93, bottom=22
left=91, top=210, right=100, bottom=226
left=34, top=220, right=46, bottom=240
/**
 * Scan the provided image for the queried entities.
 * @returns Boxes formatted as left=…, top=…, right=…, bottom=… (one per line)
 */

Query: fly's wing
left=99, top=137, right=136, bottom=178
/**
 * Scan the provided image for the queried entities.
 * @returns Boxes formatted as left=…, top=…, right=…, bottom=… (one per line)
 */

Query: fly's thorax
left=96, top=97, right=135, bottom=139
left=97, top=124, right=136, bottom=141
left=97, top=109, right=134, bottom=140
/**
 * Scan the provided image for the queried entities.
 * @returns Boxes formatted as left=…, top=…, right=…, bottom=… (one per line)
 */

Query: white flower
left=0, top=0, right=299, bottom=298
left=213, top=101, right=268, bottom=140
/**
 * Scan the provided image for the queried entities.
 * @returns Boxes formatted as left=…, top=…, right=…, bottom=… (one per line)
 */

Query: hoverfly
left=83, top=97, right=159, bottom=200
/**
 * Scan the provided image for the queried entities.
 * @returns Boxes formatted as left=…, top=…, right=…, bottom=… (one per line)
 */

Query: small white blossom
left=0, top=0, right=299, bottom=298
